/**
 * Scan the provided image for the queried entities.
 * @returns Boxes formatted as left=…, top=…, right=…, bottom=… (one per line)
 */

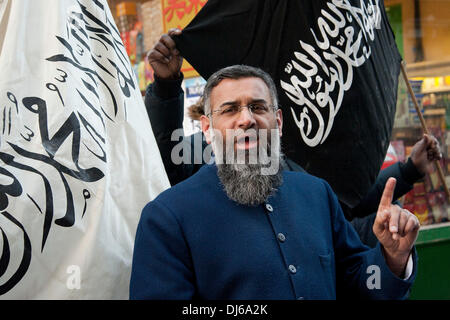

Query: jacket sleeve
left=130, top=200, right=196, bottom=299
left=324, top=181, right=417, bottom=299
left=144, top=76, right=203, bottom=185
left=349, top=159, right=422, bottom=219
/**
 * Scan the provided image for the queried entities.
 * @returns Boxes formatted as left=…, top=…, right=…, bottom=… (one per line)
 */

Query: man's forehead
left=211, top=77, right=271, bottom=103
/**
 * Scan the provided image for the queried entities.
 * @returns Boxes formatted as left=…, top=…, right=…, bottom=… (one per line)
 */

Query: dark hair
left=187, top=96, right=204, bottom=120
left=203, top=65, right=279, bottom=117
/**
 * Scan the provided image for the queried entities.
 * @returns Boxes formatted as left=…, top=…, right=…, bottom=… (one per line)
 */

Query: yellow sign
left=161, top=0, right=207, bottom=79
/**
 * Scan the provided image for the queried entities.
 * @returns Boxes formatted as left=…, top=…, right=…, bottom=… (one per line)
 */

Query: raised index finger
left=378, top=177, right=396, bottom=210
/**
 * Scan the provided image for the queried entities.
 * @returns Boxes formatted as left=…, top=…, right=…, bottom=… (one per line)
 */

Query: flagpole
left=400, top=61, right=450, bottom=202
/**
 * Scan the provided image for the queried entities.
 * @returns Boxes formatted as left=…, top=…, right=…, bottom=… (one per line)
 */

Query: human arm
left=349, top=161, right=418, bottom=219
left=145, top=28, right=184, bottom=141
left=349, top=134, right=442, bottom=219
left=145, top=29, right=205, bottom=185
left=324, top=181, right=417, bottom=299
left=145, top=76, right=191, bottom=185
left=372, top=177, right=420, bottom=278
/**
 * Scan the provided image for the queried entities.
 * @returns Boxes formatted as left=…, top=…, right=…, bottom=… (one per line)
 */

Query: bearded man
left=130, top=65, right=419, bottom=300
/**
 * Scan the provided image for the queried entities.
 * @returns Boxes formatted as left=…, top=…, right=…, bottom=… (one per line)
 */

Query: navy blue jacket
left=130, top=164, right=417, bottom=300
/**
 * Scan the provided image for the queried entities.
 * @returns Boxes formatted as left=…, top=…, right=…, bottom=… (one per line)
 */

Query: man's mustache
left=234, top=129, right=259, bottom=146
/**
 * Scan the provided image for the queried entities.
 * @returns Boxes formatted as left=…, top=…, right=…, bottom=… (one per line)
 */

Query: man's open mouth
left=235, top=133, right=258, bottom=150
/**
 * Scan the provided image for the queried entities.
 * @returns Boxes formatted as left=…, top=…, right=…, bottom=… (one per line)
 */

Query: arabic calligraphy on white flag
left=0, top=0, right=170, bottom=298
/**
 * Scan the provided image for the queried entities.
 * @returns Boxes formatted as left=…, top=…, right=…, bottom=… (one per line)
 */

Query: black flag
left=174, top=0, right=401, bottom=209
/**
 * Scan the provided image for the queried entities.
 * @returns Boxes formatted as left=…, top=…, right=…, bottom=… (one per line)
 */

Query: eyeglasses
left=207, top=103, right=276, bottom=118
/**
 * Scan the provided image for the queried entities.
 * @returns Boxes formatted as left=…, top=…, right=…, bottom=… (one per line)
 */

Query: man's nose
left=236, top=106, right=256, bottom=129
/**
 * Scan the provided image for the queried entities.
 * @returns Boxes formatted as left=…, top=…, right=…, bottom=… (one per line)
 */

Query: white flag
left=0, top=0, right=170, bottom=299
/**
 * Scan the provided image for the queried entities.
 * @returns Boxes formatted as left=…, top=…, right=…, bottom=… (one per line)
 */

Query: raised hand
left=147, top=28, right=183, bottom=80
left=373, top=177, right=419, bottom=277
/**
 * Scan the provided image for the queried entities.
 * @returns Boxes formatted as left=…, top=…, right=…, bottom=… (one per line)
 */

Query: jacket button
left=265, top=204, right=273, bottom=212
left=277, top=233, right=286, bottom=242
left=288, top=265, right=297, bottom=274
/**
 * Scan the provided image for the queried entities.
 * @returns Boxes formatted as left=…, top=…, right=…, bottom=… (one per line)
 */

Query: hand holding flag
left=147, top=28, right=183, bottom=80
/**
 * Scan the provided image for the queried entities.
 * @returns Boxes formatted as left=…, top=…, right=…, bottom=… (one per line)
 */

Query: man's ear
left=276, top=108, right=283, bottom=137
left=200, top=115, right=212, bottom=144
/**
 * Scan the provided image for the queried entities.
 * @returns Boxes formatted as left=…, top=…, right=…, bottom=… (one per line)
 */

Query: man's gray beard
left=217, top=162, right=283, bottom=206
left=212, top=129, right=283, bottom=206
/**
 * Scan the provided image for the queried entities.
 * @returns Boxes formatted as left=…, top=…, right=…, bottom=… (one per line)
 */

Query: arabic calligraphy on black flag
left=174, top=0, right=401, bottom=209
left=0, top=0, right=169, bottom=298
